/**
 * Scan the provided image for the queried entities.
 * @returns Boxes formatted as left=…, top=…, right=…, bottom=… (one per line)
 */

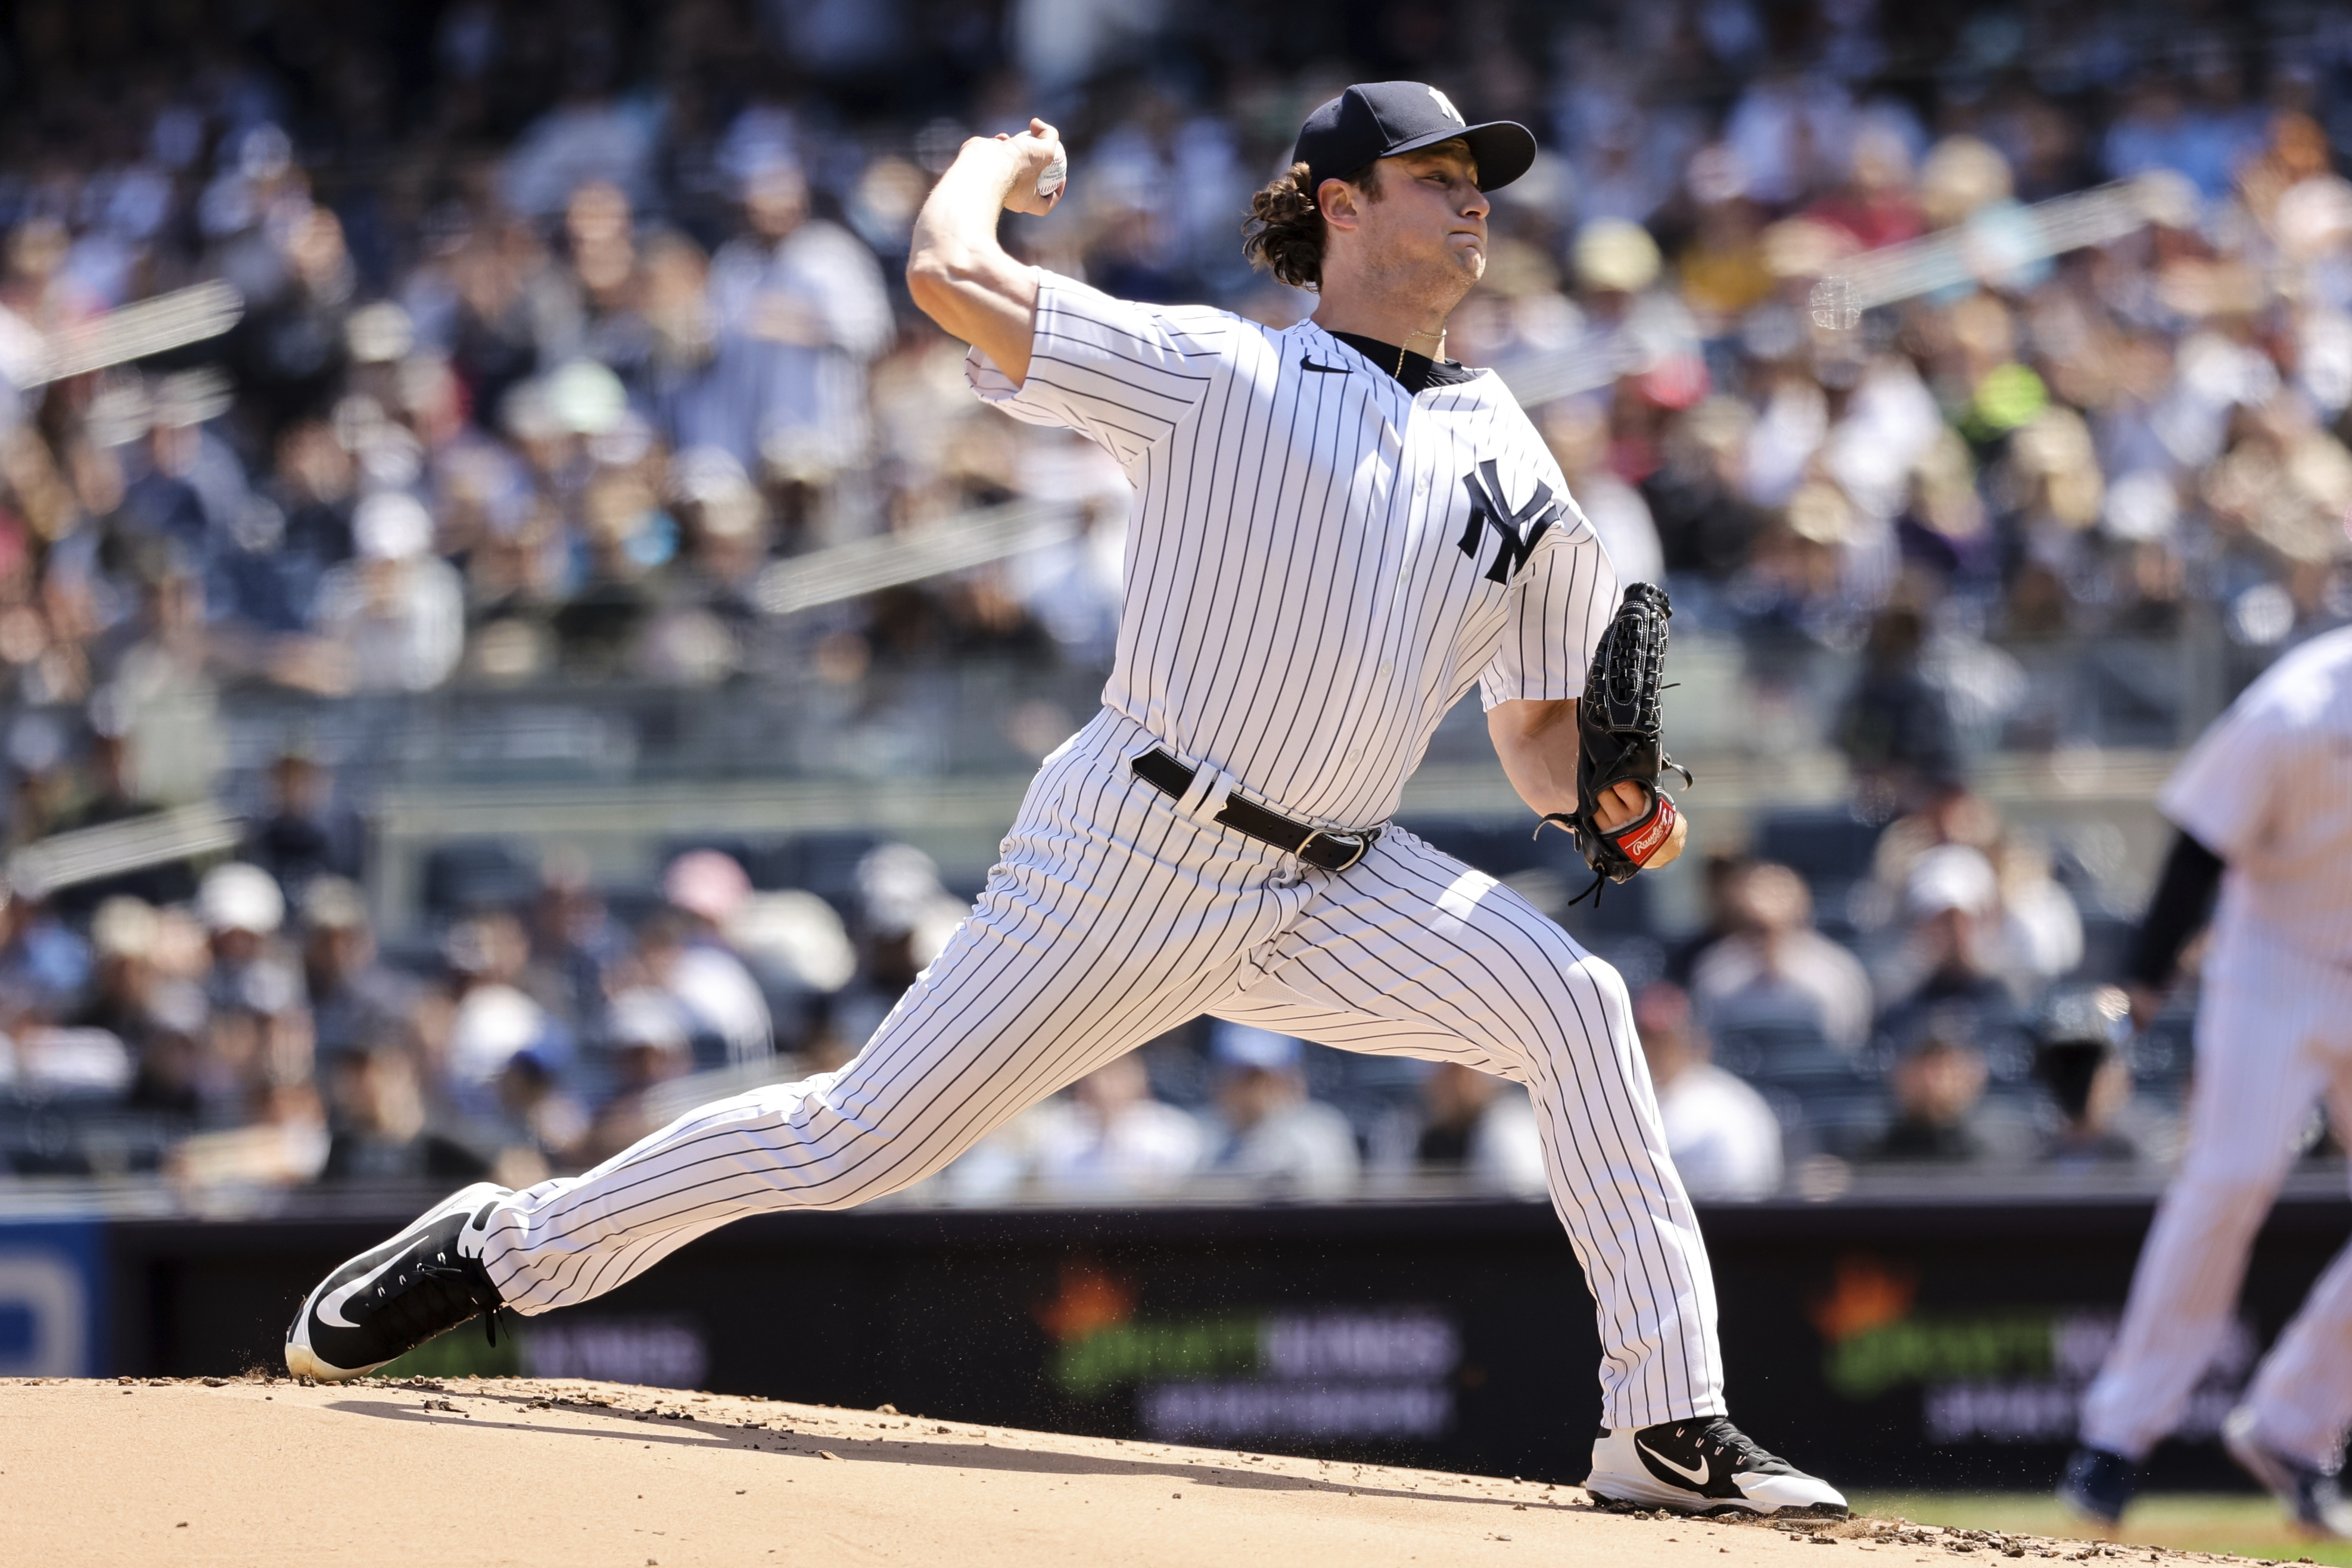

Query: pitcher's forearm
left=907, top=125, right=1059, bottom=380
left=1491, top=696, right=1690, bottom=865
left=1489, top=698, right=1581, bottom=817
left=908, top=140, right=1022, bottom=284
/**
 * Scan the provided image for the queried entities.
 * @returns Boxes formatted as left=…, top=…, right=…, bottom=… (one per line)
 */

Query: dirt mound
left=0, top=1377, right=2263, bottom=1566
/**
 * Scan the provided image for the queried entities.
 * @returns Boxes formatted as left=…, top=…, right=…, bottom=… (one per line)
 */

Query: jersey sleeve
left=2160, top=676, right=2286, bottom=860
left=1477, top=492, right=1617, bottom=710
left=965, top=269, right=1225, bottom=467
left=2154, top=710, right=2267, bottom=860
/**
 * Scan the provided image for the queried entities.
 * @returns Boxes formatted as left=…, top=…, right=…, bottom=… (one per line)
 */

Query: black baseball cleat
left=2225, top=1407, right=2352, bottom=1537
left=285, top=1183, right=512, bottom=1382
left=2055, top=1444, right=2138, bottom=1526
left=1586, top=1417, right=1847, bottom=1516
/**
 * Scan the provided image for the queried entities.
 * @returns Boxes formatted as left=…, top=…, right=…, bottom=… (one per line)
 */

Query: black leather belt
left=1131, top=748, right=1382, bottom=872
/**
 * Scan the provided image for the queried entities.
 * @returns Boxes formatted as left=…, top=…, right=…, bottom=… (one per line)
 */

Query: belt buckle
left=1296, top=827, right=1370, bottom=873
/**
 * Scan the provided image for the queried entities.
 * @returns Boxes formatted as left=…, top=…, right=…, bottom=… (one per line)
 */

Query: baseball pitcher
left=282, top=83, right=1841, bottom=1517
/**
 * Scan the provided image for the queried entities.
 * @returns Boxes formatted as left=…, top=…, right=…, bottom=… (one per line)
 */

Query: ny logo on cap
left=1426, top=86, right=1466, bottom=125
left=1458, top=460, right=1564, bottom=584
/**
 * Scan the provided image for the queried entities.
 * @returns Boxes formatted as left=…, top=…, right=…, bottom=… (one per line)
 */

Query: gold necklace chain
left=1397, top=328, right=1446, bottom=378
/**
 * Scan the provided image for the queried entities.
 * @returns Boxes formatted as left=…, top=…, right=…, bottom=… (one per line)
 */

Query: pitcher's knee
left=1554, top=948, right=1637, bottom=1034
left=1482, top=949, right=1638, bottom=1082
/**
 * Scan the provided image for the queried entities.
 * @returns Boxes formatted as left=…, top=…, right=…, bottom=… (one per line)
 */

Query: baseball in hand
left=1037, top=147, right=1068, bottom=200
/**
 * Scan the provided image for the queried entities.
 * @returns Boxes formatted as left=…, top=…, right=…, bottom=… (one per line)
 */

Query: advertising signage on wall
left=1802, top=1253, right=2255, bottom=1451
left=90, top=1189, right=2352, bottom=1488
left=1031, top=1258, right=1464, bottom=1442
left=0, top=1219, right=104, bottom=1378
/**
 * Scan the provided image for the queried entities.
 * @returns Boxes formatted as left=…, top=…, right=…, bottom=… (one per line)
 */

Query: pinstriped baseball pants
left=476, top=708, right=1726, bottom=1430
left=2080, top=925, right=2352, bottom=1466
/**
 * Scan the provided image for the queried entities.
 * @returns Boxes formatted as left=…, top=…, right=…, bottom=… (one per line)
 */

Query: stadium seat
left=419, top=839, right=541, bottom=920
left=1753, top=808, right=1887, bottom=887
left=1712, top=1020, right=1865, bottom=1092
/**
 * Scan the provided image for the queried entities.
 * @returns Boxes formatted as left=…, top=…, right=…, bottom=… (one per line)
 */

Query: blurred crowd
left=0, top=0, right=2334, bottom=739
left=7, top=0, right=2352, bottom=1196
left=0, top=750, right=2196, bottom=1197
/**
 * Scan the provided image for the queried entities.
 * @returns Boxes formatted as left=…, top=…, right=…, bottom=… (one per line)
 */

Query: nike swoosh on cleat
left=312, top=1224, right=433, bottom=1329
left=1299, top=356, right=1349, bottom=374
left=315, top=1271, right=379, bottom=1331
left=1638, top=1441, right=1711, bottom=1487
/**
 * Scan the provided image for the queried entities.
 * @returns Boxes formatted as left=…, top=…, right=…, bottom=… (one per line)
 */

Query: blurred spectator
left=521, top=853, right=629, bottom=1035
left=1031, top=1053, right=1206, bottom=1199
left=1871, top=783, right=2003, bottom=892
left=1871, top=785, right=2083, bottom=994
left=1637, top=984, right=1783, bottom=1200
left=724, top=888, right=858, bottom=1053
left=1987, top=836, right=2086, bottom=991
left=500, top=64, right=657, bottom=221
left=244, top=749, right=363, bottom=900
left=1872, top=845, right=2020, bottom=1028
left=312, top=493, right=465, bottom=692
left=819, top=842, right=967, bottom=1069
left=443, top=910, right=562, bottom=1098
left=487, top=1051, right=589, bottom=1185
left=197, top=863, right=300, bottom=1020
left=298, top=877, right=415, bottom=1059
left=1201, top=1025, right=1359, bottom=1200
left=1667, top=852, right=1756, bottom=985
left=1861, top=1036, right=2001, bottom=1163
left=1544, top=396, right=1664, bottom=589
left=91, top=898, right=212, bottom=1119
left=1689, top=862, right=1874, bottom=1053
left=1837, top=605, right=1962, bottom=811
left=167, top=1080, right=328, bottom=1190
left=70, top=900, right=156, bottom=1021
left=1413, top=1060, right=1546, bottom=1196
left=0, top=885, right=92, bottom=1023
left=648, top=850, right=772, bottom=1069
left=2034, top=985, right=2163, bottom=1169
left=53, top=725, right=197, bottom=913
left=694, top=158, right=894, bottom=494
left=577, top=987, right=693, bottom=1167
left=320, top=1041, right=490, bottom=1184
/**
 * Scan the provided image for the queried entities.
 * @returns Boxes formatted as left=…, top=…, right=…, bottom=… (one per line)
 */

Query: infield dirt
left=0, top=1375, right=2293, bottom=1566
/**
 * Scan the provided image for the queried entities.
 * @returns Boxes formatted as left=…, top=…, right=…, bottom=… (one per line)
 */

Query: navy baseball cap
left=1293, top=81, right=1537, bottom=195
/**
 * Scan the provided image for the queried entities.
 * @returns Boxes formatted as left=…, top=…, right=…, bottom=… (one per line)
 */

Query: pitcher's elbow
left=905, top=246, right=975, bottom=318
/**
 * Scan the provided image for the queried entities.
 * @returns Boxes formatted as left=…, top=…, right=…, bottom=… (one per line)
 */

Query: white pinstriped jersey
left=478, top=704, right=1724, bottom=1428
left=969, top=269, right=1617, bottom=829
left=453, top=270, right=1724, bottom=1437
left=2160, top=625, right=2352, bottom=967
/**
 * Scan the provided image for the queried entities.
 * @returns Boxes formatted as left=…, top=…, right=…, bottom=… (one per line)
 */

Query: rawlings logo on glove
left=1539, top=581, right=1693, bottom=902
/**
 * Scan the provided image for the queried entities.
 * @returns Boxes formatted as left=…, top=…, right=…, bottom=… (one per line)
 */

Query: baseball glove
left=1540, top=581, right=1694, bottom=901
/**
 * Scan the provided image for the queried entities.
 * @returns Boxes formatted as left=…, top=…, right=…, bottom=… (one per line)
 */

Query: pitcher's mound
left=0, top=1376, right=2230, bottom=1566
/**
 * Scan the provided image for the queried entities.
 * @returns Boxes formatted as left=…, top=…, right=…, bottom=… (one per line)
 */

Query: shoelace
left=354, top=1247, right=505, bottom=1347
left=1671, top=1418, right=1782, bottom=1473
left=419, top=1256, right=506, bottom=1347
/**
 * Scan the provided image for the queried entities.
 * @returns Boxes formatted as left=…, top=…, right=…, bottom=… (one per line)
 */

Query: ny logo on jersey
left=1457, top=459, right=1564, bottom=584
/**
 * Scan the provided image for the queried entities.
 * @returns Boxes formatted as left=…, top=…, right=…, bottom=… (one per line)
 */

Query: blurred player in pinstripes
left=2062, top=626, right=2352, bottom=1533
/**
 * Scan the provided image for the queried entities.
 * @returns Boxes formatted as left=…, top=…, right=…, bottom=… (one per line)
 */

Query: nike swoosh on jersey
left=1638, top=1441, right=1711, bottom=1486
left=1299, top=356, right=1349, bottom=374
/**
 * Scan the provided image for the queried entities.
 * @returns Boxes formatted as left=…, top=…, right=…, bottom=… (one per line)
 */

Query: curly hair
left=1241, top=159, right=1382, bottom=290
